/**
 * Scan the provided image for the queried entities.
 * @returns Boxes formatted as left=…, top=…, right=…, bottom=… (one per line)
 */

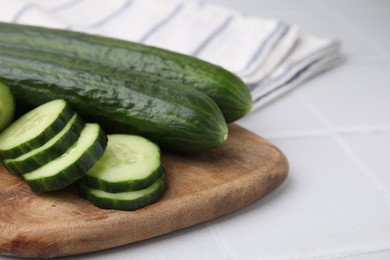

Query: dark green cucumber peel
left=4, top=114, right=85, bottom=175
left=0, top=22, right=253, bottom=122
left=0, top=99, right=74, bottom=160
left=0, top=46, right=228, bottom=153
left=23, top=124, right=108, bottom=193
left=77, top=172, right=167, bottom=211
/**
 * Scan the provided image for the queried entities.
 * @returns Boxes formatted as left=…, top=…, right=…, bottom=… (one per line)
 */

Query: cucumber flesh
left=81, top=134, right=163, bottom=193
left=4, top=114, right=85, bottom=175
left=78, top=172, right=167, bottom=211
left=0, top=99, right=73, bottom=160
left=23, top=123, right=107, bottom=193
left=0, top=82, right=15, bottom=132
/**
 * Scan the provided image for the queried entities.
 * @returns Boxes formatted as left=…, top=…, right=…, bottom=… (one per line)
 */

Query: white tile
left=237, top=89, right=326, bottom=138
left=300, top=61, right=390, bottom=128
left=341, top=132, right=390, bottom=193
left=337, top=9, right=390, bottom=55
left=312, top=1, right=390, bottom=57
left=318, top=0, right=390, bottom=12
left=208, top=136, right=390, bottom=259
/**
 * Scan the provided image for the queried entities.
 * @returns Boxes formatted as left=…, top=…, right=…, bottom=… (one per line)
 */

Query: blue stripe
left=12, top=4, right=34, bottom=23
left=253, top=55, right=330, bottom=104
left=241, top=22, right=288, bottom=72
left=253, top=60, right=314, bottom=104
left=69, top=0, right=135, bottom=29
left=252, top=40, right=339, bottom=94
left=192, top=15, right=234, bottom=56
left=139, top=3, right=185, bottom=43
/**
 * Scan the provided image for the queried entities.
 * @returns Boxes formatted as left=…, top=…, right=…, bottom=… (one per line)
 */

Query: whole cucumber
left=0, top=46, right=228, bottom=153
left=0, top=22, right=253, bottom=122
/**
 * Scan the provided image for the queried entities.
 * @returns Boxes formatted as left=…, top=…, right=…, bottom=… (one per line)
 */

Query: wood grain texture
left=0, top=124, right=288, bottom=258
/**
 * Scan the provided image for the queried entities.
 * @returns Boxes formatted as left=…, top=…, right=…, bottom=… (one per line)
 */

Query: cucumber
left=78, top=172, right=167, bottom=211
left=0, top=99, right=73, bottom=160
left=81, top=134, right=163, bottom=193
left=0, top=46, right=228, bottom=153
left=0, top=82, right=15, bottom=132
left=0, top=22, right=253, bottom=122
left=4, top=114, right=84, bottom=175
left=23, top=123, right=107, bottom=193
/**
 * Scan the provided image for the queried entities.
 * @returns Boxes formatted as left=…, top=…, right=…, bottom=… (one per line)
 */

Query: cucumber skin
left=80, top=166, right=164, bottom=193
left=0, top=100, right=74, bottom=161
left=4, top=114, right=85, bottom=175
left=23, top=125, right=108, bottom=193
left=0, top=22, right=253, bottom=122
left=0, top=47, right=228, bottom=153
left=77, top=172, right=167, bottom=211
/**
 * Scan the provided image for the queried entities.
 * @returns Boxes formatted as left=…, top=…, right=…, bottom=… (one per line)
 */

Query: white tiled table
left=2, top=0, right=390, bottom=259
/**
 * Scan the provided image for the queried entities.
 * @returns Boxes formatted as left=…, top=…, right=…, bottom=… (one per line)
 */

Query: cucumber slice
left=0, top=99, right=73, bottom=160
left=23, top=123, right=107, bottom=193
left=81, top=134, right=163, bottom=193
left=4, top=114, right=85, bottom=175
left=78, top=172, right=167, bottom=211
left=0, top=82, right=14, bottom=132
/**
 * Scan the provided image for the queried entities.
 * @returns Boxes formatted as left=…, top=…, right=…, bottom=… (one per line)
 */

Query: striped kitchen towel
left=0, top=0, right=342, bottom=111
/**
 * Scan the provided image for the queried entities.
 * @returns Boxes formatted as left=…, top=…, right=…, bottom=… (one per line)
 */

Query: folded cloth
left=251, top=34, right=342, bottom=110
left=0, top=0, right=342, bottom=112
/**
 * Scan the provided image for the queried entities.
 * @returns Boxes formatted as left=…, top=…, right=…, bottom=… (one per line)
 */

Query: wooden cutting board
left=0, top=124, right=288, bottom=258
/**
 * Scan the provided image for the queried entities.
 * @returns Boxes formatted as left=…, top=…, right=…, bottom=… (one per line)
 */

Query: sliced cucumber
left=81, top=134, right=163, bottom=193
left=0, top=82, right=15, bottom=132
left=23, top=123, right=107, bottom=193
left=78, top=172, right=167, bottom=211
left=0, top=99, right=73, bottom=160
left=4, top=114, right=85, bottom=175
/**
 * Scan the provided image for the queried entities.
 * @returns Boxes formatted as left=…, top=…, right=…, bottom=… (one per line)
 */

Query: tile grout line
left=331, top=134, right=390, bottom=202
left=296, top=91, right=390, bottom=205
left=315, top=246, right=390, bottom=260
left=313, top=0, right=389, bottom=57
left=265, top=246, right=390, bottom=260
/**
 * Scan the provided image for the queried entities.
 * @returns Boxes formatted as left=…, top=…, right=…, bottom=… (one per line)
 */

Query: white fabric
left=251, top=34, right=342, bottom=109
left=0, top=0, right=342, bottom=111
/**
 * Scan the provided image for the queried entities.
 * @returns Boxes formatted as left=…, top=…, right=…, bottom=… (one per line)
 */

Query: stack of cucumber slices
left=78, top=135, right=167, bottom=211
left=0, top=99, right=167, bottom=211
left=0, top=99, right=107, bottom=192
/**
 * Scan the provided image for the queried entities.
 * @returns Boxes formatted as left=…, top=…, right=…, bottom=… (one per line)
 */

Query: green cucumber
left=23, top=123, right=107, bottom=193
left=0, top=99, right=73, bottom=160
left=78, top=172, right=167, bottom=211
left=0, top=82, right=14, bottom=132
left=4, top=114, right=85, bottom=175
left=0, top=46, right=228, bottom=153
left=81, top=134, right=163, bottom=193
left=0, top=22, right=253, bottom=122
